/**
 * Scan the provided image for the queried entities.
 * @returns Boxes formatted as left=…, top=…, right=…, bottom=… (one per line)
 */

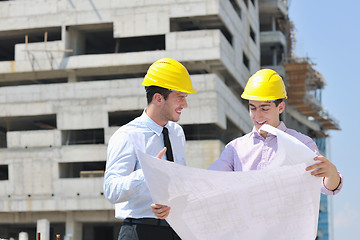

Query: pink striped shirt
left=208, top=122, right=342, bottom=195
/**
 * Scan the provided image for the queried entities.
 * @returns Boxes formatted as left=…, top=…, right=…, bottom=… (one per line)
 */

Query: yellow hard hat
left=241, top=69, right=287, bottom=101
left=142, top=58, right=197, bottom=93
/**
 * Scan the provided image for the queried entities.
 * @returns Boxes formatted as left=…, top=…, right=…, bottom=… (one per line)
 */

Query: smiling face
left=159, top=91, right=188, bottom=124
left=249, top=100, right=285, bottom=138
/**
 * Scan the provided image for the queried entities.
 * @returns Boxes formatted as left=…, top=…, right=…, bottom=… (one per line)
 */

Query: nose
left=252, top=109, right=262, bottom=121
left=182, top=98, right=188, bottom=108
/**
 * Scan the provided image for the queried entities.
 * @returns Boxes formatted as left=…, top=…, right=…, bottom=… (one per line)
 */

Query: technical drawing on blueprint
left=135, top=124, right=322, bottom=240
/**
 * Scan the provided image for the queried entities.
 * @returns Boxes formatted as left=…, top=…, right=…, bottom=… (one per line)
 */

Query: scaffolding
left=24, top=32, right=73, bottom=71
left=284, top=58, right=340, bottom=131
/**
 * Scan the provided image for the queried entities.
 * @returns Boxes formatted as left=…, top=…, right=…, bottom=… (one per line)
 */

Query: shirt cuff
left=322, top=172, right=343, bottom=195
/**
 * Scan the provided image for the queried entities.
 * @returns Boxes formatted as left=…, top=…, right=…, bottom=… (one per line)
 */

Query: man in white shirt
left=104, top=58, right=197, bottom=240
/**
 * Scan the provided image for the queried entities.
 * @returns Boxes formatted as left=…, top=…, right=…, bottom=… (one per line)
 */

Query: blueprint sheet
left=134, top=124, right=322, bottom=240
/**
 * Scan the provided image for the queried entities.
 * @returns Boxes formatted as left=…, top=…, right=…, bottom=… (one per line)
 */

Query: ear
left=278, top=101, right=285, bottom=114
left=152, top=93, right=164, bottom=105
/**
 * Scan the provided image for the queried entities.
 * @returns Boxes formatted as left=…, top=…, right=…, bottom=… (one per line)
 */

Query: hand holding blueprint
left=133, top=124, right=322, bottom=240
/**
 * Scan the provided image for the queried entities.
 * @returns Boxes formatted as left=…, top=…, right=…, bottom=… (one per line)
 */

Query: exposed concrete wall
left=113, top=6, right=170, bottom=37
left=186, top=140, right=225, bottom=169
left=7, top=130, right=61, bottom=148
left=0, top=210, right=117, bottom=224
left=0, top=0, right=259, bottom=237
left=0, top=74, right=251, bottom=130
left=260, top=31, right=286, bottom=46
left=0, top=73, right=252, bottom=214
left=0, top=0, right=259, bottom=88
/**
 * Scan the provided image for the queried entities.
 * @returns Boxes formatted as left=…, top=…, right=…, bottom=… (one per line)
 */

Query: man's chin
left=170, top=116, right=180, bottom=122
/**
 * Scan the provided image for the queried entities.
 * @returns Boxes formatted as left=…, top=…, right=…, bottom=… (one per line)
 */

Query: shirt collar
left=139, top=109, right=167, bottom=136
left=251, top=121, right=287, bottom=138
left=276, top=121, right=287, bottom=132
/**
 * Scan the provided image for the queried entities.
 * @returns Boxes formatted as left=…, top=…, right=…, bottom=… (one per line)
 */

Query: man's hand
left=156, top=147, right=167, bottom=159
left=306, top=155, right=341, bottom=191
left=151, top=204, right=171, bottom=219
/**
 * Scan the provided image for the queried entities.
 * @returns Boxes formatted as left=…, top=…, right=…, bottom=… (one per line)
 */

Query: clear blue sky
left=289, top=1, right=360, bottom=239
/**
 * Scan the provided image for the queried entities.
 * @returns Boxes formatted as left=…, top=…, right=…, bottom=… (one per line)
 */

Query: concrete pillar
left=19, top=232, right=28, bottom=240
left=271, top=16, right=276, bottom=31
left=37, top=219, right=50, bottom=240
left=68, top=70, right=77, bottom=82
left=65, top=27, right=85, bottom=56
left=272, top=46, right=278, bottom=66
left=270, top=46, right=278, bottom=66
left=65, top=212, right=82, bottom=240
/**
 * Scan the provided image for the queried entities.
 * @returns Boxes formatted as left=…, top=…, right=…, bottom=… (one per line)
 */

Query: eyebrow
left=249, top=103, right=272, bottom=108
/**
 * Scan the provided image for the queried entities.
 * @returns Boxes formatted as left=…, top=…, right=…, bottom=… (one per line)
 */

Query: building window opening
left=62, top=129, right=104, bottom=145
left=243, top=0, right=248, bottom=8
left=250, top=26, right=256, bottom=43
left=230, top=0, right=242, bottom=19
left=183, top=119, right=243, bottom=144
left=108, top=110, right=142, bottom=127
left=260, top=15, right=273, bottom=32
left=0, top=165, right=9, bottom=180
left=0, top=27, right=61, bottom=61
left=59, top=161, right=105, bottom=178
left=115, top=35, right=165, bottom=53
left=260, top=52, right=272, bottom=66
left=84, top=30, right=116, bottom=54
left=243, top=52, right=250, bottom=69
left=0, top=77, right=67, bottom=87
left=80, top=28, right=166, bottom=55
left=83, top=223, right=120, bottom=240
left=0, top=114, right=57, bottom=148
left=0, top=129, right=6, bottom=148
left=78, top=72, right=147, bottom=82
left=188, top=69, right=209, bottom=75
left=0, top=224, right=37, bottom=239
left=0, top=114, right=57, bottom=131
left=170, top=16, right=233, bottom=46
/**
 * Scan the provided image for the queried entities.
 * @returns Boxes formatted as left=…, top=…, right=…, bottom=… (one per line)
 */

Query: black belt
left=124, top=218, right=170, bottom=227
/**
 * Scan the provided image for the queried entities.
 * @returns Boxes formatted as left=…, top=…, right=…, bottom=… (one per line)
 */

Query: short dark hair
left=274, top=99, right=284, bottom=106
left=145, top=86, right=172, bottom=104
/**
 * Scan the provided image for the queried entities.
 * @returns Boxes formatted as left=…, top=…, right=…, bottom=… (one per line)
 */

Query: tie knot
left=162, top=127, right=168, bottom=135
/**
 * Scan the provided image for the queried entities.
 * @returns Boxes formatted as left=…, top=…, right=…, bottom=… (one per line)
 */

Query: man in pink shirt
left=154, top=69, right=342, bottom=220
left=208, top=68, right=342, bottom=195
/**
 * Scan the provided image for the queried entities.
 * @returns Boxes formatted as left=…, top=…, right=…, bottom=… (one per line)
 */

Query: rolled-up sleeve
left=321, top=172, right=343, bottom=195
left=302, top=136, right=343, bottom=195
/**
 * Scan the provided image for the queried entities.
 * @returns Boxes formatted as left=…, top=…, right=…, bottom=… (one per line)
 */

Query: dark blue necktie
left=162, top=127, right=174, bottom=162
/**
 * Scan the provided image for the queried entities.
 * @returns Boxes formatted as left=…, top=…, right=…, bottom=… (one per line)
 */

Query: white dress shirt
left=104, top=111, right=186, bottom=219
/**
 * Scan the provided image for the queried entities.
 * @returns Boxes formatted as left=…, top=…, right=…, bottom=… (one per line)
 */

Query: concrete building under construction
left=0, top=0, right=338, bottom=239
